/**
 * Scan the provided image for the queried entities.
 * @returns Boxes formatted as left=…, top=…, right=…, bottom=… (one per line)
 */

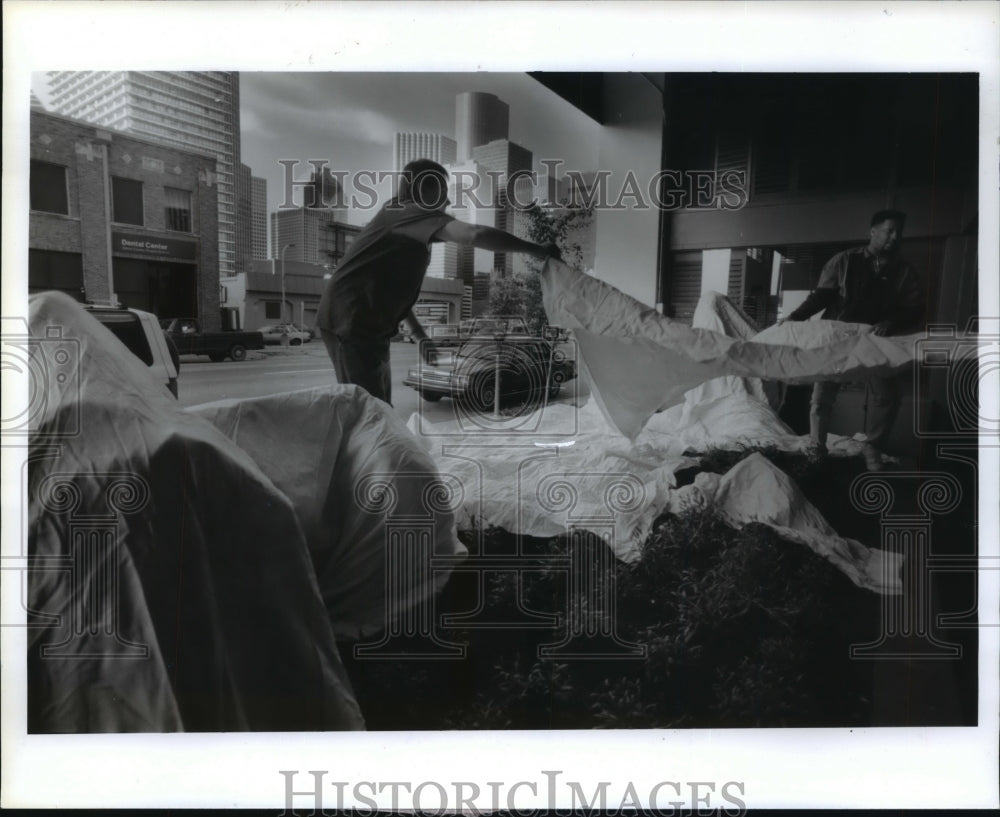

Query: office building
left=455, top=92, right=509, bottom=162
left=393, top=132, right=457, bottom=172
left=236, top=162, right=252, bottom=273
left=472, top=138, right=534, bottom=275
left=270, top=207, right=360, bottom=268
left=251, top=175, right=268, bottom=260
left=423, top=159, right=497, bottom=283
left=46, top=71, right=242, bottom=277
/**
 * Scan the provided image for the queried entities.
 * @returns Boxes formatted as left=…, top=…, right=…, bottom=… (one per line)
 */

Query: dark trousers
left=809, top=376, right=901, bottom=449
left=321, top=330, right=392, bottom=404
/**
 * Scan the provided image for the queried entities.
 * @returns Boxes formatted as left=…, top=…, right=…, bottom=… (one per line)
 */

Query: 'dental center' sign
left=113, top=231, right=196, bottom=261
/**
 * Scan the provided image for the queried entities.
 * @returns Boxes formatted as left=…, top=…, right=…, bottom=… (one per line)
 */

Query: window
left=112, top=176, right=144, bottom=225
left=264, top=301, right=281, bottom=320
left=165, top=187, right=192, bottom=232
left=30, top=160, right=69, bottom=215
left=29, top=250, right=84, bottom=298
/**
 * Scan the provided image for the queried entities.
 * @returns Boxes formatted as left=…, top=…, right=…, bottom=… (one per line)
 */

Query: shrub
left=341, top=452, right=880, bottom=729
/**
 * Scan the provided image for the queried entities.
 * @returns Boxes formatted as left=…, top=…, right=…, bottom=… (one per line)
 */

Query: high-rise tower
left=455, top=92, right=509, bottom=163
left=251, top=175, right=268, bottom=260
left=393, top=133, right=457, bottom=172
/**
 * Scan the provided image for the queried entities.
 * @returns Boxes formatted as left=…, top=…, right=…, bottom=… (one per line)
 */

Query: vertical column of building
left=235, top=163, right=252, bottom=273
left=251, top=176, right=269, bottom=260
left=74, top=133, right=114, bottom=303
left=196, top=160, right=221, bottom=330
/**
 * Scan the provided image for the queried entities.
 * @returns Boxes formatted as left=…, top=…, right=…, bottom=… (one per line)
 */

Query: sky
left=32, top=70, right=603, bottom=226
left=240, top=71, right=602, bottom=223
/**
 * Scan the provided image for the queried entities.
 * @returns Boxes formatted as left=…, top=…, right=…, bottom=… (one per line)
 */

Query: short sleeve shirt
left=316, top=200, right=454, bottom=341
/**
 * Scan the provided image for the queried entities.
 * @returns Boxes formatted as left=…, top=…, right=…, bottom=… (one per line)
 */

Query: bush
left=339, top=451, right=880, bottom=730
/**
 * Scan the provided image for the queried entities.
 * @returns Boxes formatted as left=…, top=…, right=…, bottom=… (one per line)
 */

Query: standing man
left=316, top=159, right=559, bottom=404
left=784, top=210, right=924, bottom=463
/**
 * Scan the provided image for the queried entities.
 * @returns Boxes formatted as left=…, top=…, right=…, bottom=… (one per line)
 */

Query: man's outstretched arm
left=434, top=220, right=560, bottom=259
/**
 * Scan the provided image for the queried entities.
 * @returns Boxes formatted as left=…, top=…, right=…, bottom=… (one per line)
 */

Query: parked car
left=289, top=322, right=316, bottom=341
left=257, top=323, right=311, bottom=346
left=161, top=318, right=265, bottom=362
left=463, top=315, right=532, bottom=337
left=88, top=304, right=180, bottom=397
left=426, top=323, right=466, bottom=345
left=403, top=327, right=576, bottom=410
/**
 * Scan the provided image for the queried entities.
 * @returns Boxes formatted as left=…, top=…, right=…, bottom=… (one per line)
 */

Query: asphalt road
left=176, top=341, right=447, bottom=421
left=176, top=339, right=586, bottom=424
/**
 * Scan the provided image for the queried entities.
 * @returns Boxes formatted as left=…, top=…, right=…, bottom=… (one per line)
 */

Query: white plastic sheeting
left=540, top=259, right=918, bottom=440
left=665, top=453, right=902, bottom=594
left=410, top=271, right=911, bottom=594
left=190, top=386, right=468, bottom=641
left=25, top=292, right=364, bottom=732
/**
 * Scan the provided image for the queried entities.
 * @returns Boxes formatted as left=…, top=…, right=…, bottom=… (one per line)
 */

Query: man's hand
left=872, top=320, right=893, bottom=336
left=542, top=242, right=562, bottom=261
left=420, top=339, right=439, bottom=366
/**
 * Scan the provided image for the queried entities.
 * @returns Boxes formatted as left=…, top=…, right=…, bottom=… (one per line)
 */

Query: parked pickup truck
left=160, top=318, right=264, bottom=362
left=87, top=304, right=180, bottom=397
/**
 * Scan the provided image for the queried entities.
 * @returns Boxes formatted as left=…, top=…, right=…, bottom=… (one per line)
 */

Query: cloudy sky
left=30, top=69, right=602, bottom=226
left=240, top=72, right=602, bottom=223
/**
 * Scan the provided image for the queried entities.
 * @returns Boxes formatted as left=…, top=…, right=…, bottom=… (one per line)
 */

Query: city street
left=177, top=341, right=447, bottom=421
left=176, top=339, right=584, bottom=423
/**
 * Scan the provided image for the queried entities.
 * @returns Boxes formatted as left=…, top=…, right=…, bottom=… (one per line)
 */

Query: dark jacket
left=787, top=246, right=924, bottom=334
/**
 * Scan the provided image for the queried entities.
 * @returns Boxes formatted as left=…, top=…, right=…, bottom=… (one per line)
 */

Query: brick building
left=29, top=109, right=222, bottom=330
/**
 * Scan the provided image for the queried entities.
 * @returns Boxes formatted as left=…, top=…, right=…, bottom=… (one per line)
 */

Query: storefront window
left=30, top=160, right=69, bottom=215
left=29, top=249, right=84, bottom=298
left=112, top=176, right=144, bottom=225
left=264, top=301, right=281, bottom=320
left=165, top=187, right=192, bottom=232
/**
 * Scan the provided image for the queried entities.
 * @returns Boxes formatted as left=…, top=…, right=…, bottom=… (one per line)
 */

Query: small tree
left=487, top=272, right=525, bottom=318
left=519, top=202, right=594, bottom=334
left=484, top=202, right=594, bottom=335
left=524, top=202, right=593, bottom=271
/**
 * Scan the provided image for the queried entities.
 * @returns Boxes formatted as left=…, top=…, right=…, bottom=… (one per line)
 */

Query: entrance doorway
left=113, top=258, right=197, bottom=318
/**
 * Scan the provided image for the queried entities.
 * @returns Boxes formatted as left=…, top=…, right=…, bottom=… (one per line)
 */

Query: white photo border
left=3, top=1, right=998, bottom=810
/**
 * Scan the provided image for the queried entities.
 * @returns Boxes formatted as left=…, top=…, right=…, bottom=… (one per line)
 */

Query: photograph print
left=22, top=69, right=982, bottom=733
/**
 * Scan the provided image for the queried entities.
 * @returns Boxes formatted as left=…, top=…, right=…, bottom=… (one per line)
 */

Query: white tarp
left=25, top=292, right=364, bottom=732
left=409, top=275, right=906, bottom=594
left=665, top=453, right=902, bottom=594
left=190, top=386, right=468, bottom=641
left=540, top=258, right=919, bottom=440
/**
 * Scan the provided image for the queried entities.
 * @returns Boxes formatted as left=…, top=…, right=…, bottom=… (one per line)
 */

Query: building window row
left=108, top=176, right=194, bottom=234
left=127, top=87, right=229, bottom=123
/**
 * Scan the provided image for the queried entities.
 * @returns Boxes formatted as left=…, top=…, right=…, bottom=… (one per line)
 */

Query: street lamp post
left=280, top=242, right=296, bottom=324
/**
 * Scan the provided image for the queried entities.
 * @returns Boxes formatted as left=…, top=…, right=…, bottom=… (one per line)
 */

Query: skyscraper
left=472, top=138, right=534, bottom=275
left=46, top=71, right=242, bottom=277
left=393, top=132, right=457, bottom=172
left=251, top=175, right=268, bottom=260
left=455, top=92, right=509, bottom=162
left=270, top=208, right=359, bottom=268
left=236, top=163, right=252, bottom=274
